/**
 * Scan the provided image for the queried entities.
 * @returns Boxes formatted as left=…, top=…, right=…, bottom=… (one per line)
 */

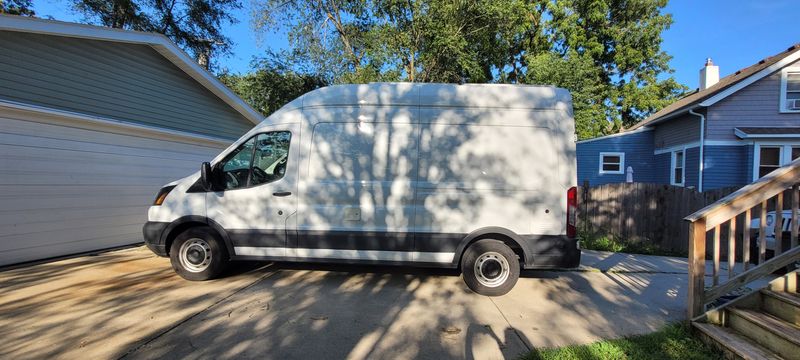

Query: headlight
left=766, top=215, right=774, bottom=227
left=153, top=185, right=176, bottom=206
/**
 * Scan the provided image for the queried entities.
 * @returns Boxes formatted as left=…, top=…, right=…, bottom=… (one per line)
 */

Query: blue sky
left=33, top=0, right=799, bottom=89
left=663, top=0, right=798, bottom=89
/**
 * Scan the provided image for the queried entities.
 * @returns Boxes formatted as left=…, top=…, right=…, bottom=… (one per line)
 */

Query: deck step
left=762, top=290, right=800, bottom=326
left=693, top=322, right=783, bottom=360
left=727, top=308, right=800, bottom=359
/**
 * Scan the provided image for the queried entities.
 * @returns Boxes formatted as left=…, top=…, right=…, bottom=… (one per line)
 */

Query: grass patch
left=522, top=323, right=720, bottom=360
left=579, top=230, right=687, bottom=257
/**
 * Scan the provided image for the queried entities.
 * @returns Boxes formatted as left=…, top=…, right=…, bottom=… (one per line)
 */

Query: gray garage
left=0, top=15, right=261, bottom=266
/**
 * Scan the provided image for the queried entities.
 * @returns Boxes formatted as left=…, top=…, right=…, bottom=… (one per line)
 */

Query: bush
left=579, top=230, right=687, bottom=257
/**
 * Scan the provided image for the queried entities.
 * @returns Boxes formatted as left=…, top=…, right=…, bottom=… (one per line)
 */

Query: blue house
left=578, top=44, right=800, bottom=191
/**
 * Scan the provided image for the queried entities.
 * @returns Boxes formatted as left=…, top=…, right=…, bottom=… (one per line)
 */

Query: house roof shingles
left=629, top=43, right=800, bottom=130
left=735, top=127, right=800, bottom=137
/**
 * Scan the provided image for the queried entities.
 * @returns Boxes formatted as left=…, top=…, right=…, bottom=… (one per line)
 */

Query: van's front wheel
left=461, top=239, right=520, bottom=296
left=170, top=227, right=228, bottom=281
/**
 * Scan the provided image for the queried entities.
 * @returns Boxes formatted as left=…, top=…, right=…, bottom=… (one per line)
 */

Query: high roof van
left=143, top=83, right=579, bottom=295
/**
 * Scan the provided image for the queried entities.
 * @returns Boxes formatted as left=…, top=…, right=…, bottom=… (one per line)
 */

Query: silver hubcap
left=179, top=238, right=212, bottom=273
left=474, top=251, right=510, bottom=288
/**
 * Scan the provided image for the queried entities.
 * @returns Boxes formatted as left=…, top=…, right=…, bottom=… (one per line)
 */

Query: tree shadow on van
left=95, top=85, right=685, bottom=359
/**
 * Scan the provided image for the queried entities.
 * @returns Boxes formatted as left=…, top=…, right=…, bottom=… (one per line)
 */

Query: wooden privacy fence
left=685, top=160, right=800, bottom=318
left=578, top=183, right=738, bottom=254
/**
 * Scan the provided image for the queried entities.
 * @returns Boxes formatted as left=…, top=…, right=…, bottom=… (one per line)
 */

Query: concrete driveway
left=0, top=247, right=689, bottom=360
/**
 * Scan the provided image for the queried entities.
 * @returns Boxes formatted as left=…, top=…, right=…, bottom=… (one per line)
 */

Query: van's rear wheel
left=170, top=227, right=228, bottom=281
left=461, top=239, right=520, bottom=296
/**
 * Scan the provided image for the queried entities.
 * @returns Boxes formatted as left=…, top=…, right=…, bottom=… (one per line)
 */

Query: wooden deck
left=685, top=159, right=800, bottom=359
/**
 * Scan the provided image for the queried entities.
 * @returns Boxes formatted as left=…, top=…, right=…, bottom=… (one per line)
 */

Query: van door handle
left=273, top=191, right=292, bottom=197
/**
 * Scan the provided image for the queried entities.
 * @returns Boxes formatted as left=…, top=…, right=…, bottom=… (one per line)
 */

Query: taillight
left=567, top=186, right=577, bottom=238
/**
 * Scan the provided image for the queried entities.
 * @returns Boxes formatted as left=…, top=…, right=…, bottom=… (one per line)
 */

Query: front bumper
left=143, top=221, right=170, bottom=256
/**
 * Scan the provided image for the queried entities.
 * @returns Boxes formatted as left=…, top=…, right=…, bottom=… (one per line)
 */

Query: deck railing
left=685, top=159, right=800, bottom=319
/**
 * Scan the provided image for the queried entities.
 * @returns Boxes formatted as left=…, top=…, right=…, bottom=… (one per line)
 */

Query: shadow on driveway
left=0, top=247, right=687, bottom=360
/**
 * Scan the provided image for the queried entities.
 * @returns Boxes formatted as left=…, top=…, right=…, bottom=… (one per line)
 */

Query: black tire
left=169, top=227, right=229, bottom=281
left=461, top=239, right=520, bottom=296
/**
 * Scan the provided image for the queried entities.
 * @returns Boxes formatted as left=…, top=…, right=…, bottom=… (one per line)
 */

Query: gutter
left=689, top=109, right=705, bottom=192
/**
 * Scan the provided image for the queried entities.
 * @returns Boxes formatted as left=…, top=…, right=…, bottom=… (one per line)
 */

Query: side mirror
left=200, top=162, right=215, bottom=191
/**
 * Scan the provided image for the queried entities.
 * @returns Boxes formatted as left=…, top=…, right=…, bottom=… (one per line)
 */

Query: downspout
left=689, top=109, right=705, bottom=192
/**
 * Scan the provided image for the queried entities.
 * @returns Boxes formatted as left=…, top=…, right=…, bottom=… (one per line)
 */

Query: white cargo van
left=143, top=83, right=579, bottom=295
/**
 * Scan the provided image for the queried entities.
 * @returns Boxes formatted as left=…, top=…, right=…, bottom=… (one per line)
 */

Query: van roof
left=277, top=82, right=572, bottom=113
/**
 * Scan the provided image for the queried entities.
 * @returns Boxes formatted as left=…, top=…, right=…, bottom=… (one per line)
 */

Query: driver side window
left=220, top=137, right=255, bottom=190
left=251, top=131, right=291, bottom=186
left=217, top=131, right=291, bottom=190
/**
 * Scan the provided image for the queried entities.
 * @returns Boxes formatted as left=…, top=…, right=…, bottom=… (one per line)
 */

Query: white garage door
left=0, top=107, right=232, bottom=266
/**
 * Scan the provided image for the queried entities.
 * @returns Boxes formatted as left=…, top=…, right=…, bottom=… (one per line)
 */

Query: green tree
left=375, top=0, right=536, bottom=83
left=73, top=0, right=241, bottom=69
left=525, top=50, right=610, bottom=140
left=150, top=0, right=241, bottom=68
left=547, top=0, right=685, bottom=128
left=1, top=0, right=36, bottom=16
left=251, top=0, right=686, bottom=138
left=219, top=60, right=328, bottom=116
left=252, top=0, right=378, bottom=83
left=254, top=0, right=539, bottom=84
left=73, top=0, right=151, bottom=29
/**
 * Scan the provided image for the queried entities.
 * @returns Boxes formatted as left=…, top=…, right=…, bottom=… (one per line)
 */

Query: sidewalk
left=581, top=249, right=778, bottom=288
left=580, top=250, right=689, bottom=273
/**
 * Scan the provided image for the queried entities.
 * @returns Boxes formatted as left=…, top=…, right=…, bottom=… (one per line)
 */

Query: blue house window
left=753, top=143, right=800, bottom=180
left=599, top=152, right=625, bottom=174
left=671, top=150, right=685, bottom=186
left=780, top=68, right=800, bottom=112
left=758, top=146, right=782, bottom=178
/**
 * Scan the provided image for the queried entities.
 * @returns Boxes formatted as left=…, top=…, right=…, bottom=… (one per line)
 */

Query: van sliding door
left=296, top=106, right=420, bottom=260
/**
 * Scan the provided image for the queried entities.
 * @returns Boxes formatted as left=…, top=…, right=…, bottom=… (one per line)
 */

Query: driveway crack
left=488, top=296, right=531, bottom=352
left=117, top=267, right=277, bottom=359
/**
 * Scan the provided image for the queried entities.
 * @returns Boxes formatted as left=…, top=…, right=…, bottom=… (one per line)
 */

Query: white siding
left=0, top=108, right=227, bottom=266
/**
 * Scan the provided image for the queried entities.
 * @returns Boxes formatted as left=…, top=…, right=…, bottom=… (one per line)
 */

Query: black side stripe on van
left=233, top=247, right=456, bottom=263
left=227, top=231, right=580, bottom=268
left=227, top=229, right=466, bottom=252
left=227, top=229, right=286, bottom=247
left=296, top=230, right=417, bottom=251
